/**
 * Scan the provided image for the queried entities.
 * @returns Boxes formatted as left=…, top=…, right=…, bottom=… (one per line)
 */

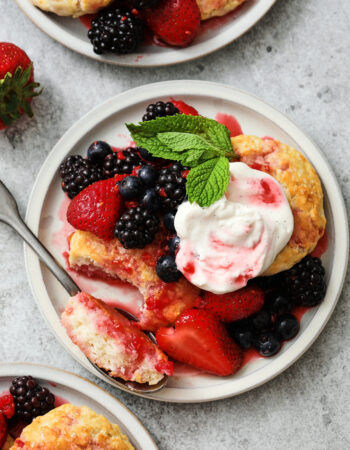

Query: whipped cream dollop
left=175, top=162, right=294, bottom=294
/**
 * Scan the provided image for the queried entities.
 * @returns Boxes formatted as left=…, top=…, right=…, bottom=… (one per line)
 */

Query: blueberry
left=156, top=255, right=182, bottom=283
left=138, top=147, right=159, bottom=163
left=254, top=331, right=281, bottom=356
left=168, top=235, right=180, bottom=254
left=251, top=309, right=272, bottom=331
left=230, top=321, right=254, bottom=350
left=140, top=189, right=160, bottom=212
left=266, top=294, right=292, bottom=314
left=87, top=141, right=112, bottom=164
left=119, top=176, right=142, bottom=200
left=163, top=211, right=176, bottom=233
left=274, top=313, right=299, bottom=340
left=138, top=165, right=157, bottom=187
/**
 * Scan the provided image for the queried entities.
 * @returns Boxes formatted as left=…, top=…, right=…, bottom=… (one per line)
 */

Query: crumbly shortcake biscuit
left=196, top=0, right=247, bottom=20
left=68, top=231, right=199, bottom=331
left=61, top=292, right=173, bottom=385
left=231, top=135, right=326, bottom=275
left=11, top=404, right=134, bottom=450
left=31, top=0, right=113, bottom=18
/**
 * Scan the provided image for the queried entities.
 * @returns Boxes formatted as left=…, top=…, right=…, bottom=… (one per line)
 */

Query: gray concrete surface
left=1, top=0, right=350, bottom=448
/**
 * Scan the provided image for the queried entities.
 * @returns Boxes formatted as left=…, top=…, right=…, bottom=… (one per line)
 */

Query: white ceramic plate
left=0, top=362, right=157, bottom=449
left=14, top=0, right=276, bottom=67
left=25, top=80, right=348, bottom=402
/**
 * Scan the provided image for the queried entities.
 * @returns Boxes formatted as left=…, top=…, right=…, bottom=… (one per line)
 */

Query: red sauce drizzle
left=215, top=113, right=243, bottom=137
left=79, top=14, right=96, bottom=29
left=54, top=395, right=69, bottom=408
left=183, top=262, right=195, bottom=276
left=311, top=229, right=329, bottom=258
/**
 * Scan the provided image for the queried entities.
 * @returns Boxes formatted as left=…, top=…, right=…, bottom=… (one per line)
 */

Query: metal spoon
left=0, top=180, right=168, bottom=394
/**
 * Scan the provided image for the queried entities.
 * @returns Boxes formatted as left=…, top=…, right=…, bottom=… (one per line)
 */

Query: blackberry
left=142, top=101, right=179, bottom=122
left=155, top=163, right=187, bottom=211
left=284, top=255, right=326, bottom=307
left=115, top=206, right=159, bottom=249
left=60, top=155, right=104, bottom=199
left=10, top=376, right=55, bottom=423
left=88, top=8, right=144, bottom=55
left=103, top=148, right=141, bottom=178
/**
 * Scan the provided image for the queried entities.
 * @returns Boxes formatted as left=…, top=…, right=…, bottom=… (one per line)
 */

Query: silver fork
left=0, top=180, right=167, bottom=394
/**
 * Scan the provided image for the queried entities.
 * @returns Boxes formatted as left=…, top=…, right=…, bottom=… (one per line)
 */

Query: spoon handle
left=0, top=180, right=80, bottom=296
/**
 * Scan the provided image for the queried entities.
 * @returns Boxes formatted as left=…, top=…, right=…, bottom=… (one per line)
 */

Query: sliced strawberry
left=156, top=309, right=242, bottom=376
left=0, top=393, right=15, bottom=419
left=144, top=0, right=201, bottom=47
left=0, top=413, right=8, bottom=448
left=171, top=99, right=199, bottom=116
left=67, top=178, right=123, bottom=240
left=200, top=286, right=265, bottom=322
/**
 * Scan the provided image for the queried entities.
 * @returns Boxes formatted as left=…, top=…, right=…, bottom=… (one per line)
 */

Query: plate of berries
left=24, top=80, right=348, bottom=402
left=14, top=0, right=276, bottom=66
left=0, top=363, right=157, bottom=448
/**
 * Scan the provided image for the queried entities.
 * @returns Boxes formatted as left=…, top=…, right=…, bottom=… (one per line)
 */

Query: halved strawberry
left=0, top=413, right=8, bottom=448
left=67, top=178, right=123, bottom=240
left=156, top=309, right=242, bottom=376
left=171, top=99, right=199, bottom=116
left=144, top=0, right=201, bottom=47
left=0, top=393, right=15, bottom=419
left=199, top=286, right=265, bottom=322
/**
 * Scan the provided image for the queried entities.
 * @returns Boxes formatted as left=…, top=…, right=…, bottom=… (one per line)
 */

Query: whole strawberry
left=144, top=0, right=201, bottom=47
left=67, top=178, right=123, bottom=240
left=0, top=43, right=42, bottom=130
left=199, top=285, right=265, bottom=322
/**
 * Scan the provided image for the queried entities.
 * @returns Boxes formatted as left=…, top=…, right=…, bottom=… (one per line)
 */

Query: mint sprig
left=126, top=115, right=237, bottom=207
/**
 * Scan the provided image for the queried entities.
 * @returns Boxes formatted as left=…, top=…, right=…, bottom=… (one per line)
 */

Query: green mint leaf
left=157, top=132, right=224, bottom=155
left=186, top=157, right=230, bottom=207
left=180, top=149, right=206, bottom=167
left=126, top=115, right=236, bottom=162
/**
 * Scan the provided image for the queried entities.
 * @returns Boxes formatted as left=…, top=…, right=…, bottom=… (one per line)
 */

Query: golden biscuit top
left=11, top=404, right=134, bottom=450
left=31, top=0, right=114, bottom=17
left=197, top=0, right=247, bottom=20
left=232, top=135, right=326, bottom=275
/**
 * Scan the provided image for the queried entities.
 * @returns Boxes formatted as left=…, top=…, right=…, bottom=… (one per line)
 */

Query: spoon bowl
left=0, top=180, right=168, bottom=394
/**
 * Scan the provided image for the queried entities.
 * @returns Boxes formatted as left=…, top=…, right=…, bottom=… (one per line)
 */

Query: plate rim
left=0, top=362, right=158, bottom=449
left=13, top=0, right=277, bottom=67
left=24, top=80, right=349, bottom=402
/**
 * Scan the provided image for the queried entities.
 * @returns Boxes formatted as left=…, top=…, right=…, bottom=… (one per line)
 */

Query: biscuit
left=68, top=231, right=199, bottom=331
left=31, top=0, right=114, bottom=18
left=197, top=0, right=247, bottom=20
left=231, top=135, right=326, bottom=275
left=11, top=404, right=134, bottom=450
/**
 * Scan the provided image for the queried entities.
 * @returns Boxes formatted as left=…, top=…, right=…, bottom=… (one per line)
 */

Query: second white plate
left=24, top=80, right=348, bottom=402
left=14, top=0, right=276, bottom=66
left=0, top=363, right=157, bottom=449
